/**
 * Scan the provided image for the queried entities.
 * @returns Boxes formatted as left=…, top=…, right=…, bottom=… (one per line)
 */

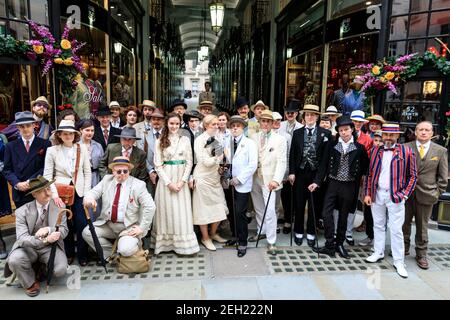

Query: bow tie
left=206, top=137, right=216, bottom=145
left=383, top=147, right=395, bottom=151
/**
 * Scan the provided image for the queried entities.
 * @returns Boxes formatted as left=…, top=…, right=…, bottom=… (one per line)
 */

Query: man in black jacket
left=309, top=116, right=369, bottom=258
left=93, top=105, right=122, bottom=151
left=288, top=105, right=331, bottom=247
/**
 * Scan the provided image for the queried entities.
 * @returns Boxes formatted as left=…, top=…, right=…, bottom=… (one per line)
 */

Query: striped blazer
left=365, top=144, right=417, bottom=203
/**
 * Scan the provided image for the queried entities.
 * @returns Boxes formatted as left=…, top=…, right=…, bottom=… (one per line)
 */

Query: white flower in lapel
left=323, top=136, right=328, bottom=142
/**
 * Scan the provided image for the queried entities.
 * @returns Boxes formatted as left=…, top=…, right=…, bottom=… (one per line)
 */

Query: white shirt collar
left=234, top=133, right=243, bottom=143
left=21, top=134, right=35, bottom=146
left=338, top=136, right=354, bottom=146
left=416, top=140, right=431, bottom=150
left=122, top=146, right=133, bottom=155
left=36, top=200, right=49, bottom=214
left=153, top=128, right=162, bottom=135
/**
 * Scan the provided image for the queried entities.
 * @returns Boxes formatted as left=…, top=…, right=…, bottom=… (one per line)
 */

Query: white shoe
left=393, top=262, right=408, bottom=278
left=366, top=252, right=384, bottom=263
left=210, top=233, right=227, bottom=243
left=201, top=239, right=216, bottom=251
left=358, top=237, right=374, bottom=247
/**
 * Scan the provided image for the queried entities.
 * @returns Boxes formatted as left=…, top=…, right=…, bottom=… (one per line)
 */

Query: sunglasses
left=115, top=169, right=129, bottom=174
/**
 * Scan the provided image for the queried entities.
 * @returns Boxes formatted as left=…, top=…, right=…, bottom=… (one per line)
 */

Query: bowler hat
left=183, top=110, right=204, bottom=123
left=26, top=175, right=55, bottom=196
left=284, top=99, right=300, bottom=113
left=170, top=99, right=187, bottom=112
left=15, top=111, right=37, bottom=125
left=97, top=105, right=111, bottom=116
left=335, top=116, right=355, bottom=129
left=114, top=126, right=141, bottom=140
left=229, top=115, right=247, bottom=127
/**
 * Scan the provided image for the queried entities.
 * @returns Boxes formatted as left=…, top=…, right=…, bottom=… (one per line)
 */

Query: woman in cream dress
left=192, top=115, right=228, bottom=251
left=151, top=113, right=199, bottom=255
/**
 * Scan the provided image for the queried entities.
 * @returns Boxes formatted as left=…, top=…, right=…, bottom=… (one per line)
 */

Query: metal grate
left=427, top=245, right=450, bottom=269
left=148, top=252, right=210, bottom=280
left=265, top=247, right=392, bottom=274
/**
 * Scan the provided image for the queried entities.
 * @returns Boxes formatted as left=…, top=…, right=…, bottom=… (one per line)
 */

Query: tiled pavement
left=1, top=218, right=449, bottom=300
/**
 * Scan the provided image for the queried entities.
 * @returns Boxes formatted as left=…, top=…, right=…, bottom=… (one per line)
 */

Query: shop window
left=432, top=0, right=450, bottom=10
left=289, top=0, right=324, bottom=40
left=427, top=37, right=448, bottom=55
left=388, top=40, right=406, bottom=56
left=410, top=0, right=430, bottom=12
left=112, top=43, right=135, bottom=107
left=390, top=16, right=408, bottom=40
left=407, top=38, right=426, bottom=54
left=429, top=10, right=450, bottom=36
left=110, top=0, right=135, bottom=38
left=30, top=0, right=49, bottom=25
left=7, top=0, right=27, bottom=21
left=0, top=0, right=6, bottom=17
left=423, top=80, right=442, bottom=101
left=329, top=0, right=381, bottom=19
left=391, top=0, right=410, bottom=15
left=404, top=81, right=422, bottom=101
left=409, top=13, right=429, bottom=37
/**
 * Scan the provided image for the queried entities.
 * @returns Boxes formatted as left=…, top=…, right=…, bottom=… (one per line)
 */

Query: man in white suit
left=134, top=99, right=156, bottom=142
left=226, top=116, right=258, bottom=257
left=249, top=110, right=287, bottom=255
left=83, top=156, right=156, bottom=260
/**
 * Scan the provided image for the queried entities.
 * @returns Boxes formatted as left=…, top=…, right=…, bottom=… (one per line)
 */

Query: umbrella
left=309, top=192, right=320, bottom=258
left=256, top=190, right=273, bottom=248
left=290, top=185, right=294, bottom=247
left=230, top=186, right=238, bottom=250
left=84, top=205, right=108, bottom=273
left=46, top=208, right=72, bottom=293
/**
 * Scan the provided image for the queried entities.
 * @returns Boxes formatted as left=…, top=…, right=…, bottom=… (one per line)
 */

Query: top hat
left=301, top=104, right=321, bottom=115
left=251, top=100, right=267, bottom=112
left=114, top=126, right=141, bottom=140
left=53, top=120, right=80, bottom=135
left=109, top=101, right=121, bottom=109
left=366, top=114, right=386, bottom=124
left=259, top=110, right=273, bottom=121
left=108, top=156, right=135, bottom=170
left=236, top=97, right=249, bottom=110
left=26, top=175, right=55, bottom=196
left=97, top=105, right=112, bottom=116
left=170, top=99, right=187, bottom=112
left=31, top=96, right=51, bottom=108
left=350, top=110, right=369, bottom=123
left=229, top=115, right=248, bottom=127
left=15, top=111, right=37, bottom=125
left=381, top=123, right=404, bottom=134
left=284, top=99, right=300, bottom=113
left=138, top=99, right=156, bottom=110
left=323, top=105, right=342, bottom=117
left=335, top=116, right=355, bottom=129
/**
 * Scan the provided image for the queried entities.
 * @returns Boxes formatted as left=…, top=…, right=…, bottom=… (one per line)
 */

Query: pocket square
left=129, top=197, right=134, bottom=203
left=431, top=156, right=439, bottom=161
left=323, top=137, right=328, bottom=142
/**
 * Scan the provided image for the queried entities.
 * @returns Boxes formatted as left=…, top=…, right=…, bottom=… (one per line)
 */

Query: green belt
left=163, top=160, right=186, bottom=165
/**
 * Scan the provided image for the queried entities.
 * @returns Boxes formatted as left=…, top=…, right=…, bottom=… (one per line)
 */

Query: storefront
left=0, top=0, right=144, bottom=126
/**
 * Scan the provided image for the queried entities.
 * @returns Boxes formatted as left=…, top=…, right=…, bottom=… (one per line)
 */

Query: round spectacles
left=115, top=169, right=129, bottom=174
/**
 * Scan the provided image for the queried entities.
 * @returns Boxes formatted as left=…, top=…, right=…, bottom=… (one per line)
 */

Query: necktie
left=103, top=129, right=109, bottom=145
left=307, top=128, right=313, bottom=137
left=155, top=132, right=160, bottom=139
left=40, top=208, right=48, bottom=226
left=144, top=130, right=149, bottom=153
left=233, top=138, right=238, bottom=154
left=25, top=140, right=30, bottom=153
left=123, top=149, right=130, bottom=158
left=419, top=144, right=425, bottom=159
left=111, top=183, right=121, bottom=223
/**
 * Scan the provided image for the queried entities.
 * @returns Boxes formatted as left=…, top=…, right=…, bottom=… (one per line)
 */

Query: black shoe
left=277, top=218, right=285, bottom=224
left=223, top=239, right=237, bottom=248
left=294, top=237, right=303, bottom=246
left=317, top=219, right=324, bottom=230
left=307, top=239, right=316, bottom=247
left=336, top=245, right=350, bottom=259
left=312, top=246, right=335, bottom=257
left=276, top=227, right=281, bottom=234
left=246, top=216, right=252, bottom=224
left=283, top=224, right=292, bottom=234
left=237, top=247, right=247, bottom=258
left=345, top=236, right=355, bottom=246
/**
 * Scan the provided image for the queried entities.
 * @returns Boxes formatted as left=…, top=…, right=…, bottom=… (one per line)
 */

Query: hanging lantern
left=114, top=42, right=123, bottom=54
left=200, top=41, right=209, bottom=59
left=209, top=1, right=225, bottom=35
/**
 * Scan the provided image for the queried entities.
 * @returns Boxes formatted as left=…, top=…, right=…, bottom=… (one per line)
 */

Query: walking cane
left=256, top=190, right=273, bottom=248
left=231, top=185, right=238, bottom=250
left=309, top=191, right=320, bottom=258
left=290, top=184, right=294, bottom=247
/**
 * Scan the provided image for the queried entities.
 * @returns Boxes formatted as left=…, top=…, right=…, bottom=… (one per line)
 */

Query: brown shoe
left=25, top=281, right=40, bottom=297
left=416, top=256, right=429, bottom=270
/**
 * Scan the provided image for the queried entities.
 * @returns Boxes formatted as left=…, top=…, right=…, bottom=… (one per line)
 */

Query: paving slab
left=328, top=274, right=384, bottom=300
left=140, top=280, right=202, bottom=300
left=256, top=275, right=324, bottom=300
left=201, top=277, right=262, bottom=300
left=210, top=247, right=270, bottom=277
left=415, top=271, right=450, bottom=299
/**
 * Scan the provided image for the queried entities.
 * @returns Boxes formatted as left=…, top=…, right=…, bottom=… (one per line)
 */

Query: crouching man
left=4, top=176, right=68, bottom=297
left=83, top=156, right=155, bottom=259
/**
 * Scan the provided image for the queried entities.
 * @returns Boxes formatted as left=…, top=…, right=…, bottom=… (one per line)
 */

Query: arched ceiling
left=167, top=0, right=241, bottom=60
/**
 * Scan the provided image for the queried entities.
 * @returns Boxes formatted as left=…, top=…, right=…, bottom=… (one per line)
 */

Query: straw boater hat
left=114, top=127, right=141, bottom=140
left=323, top=105, right=342, bottom=117
left=138, top=99, right=156, bottom=110
left=15, top=111, right=37, bottom=125
left=381, top=123, right=404, bottom=134
left=229, top=115, right=247, bottom=127
left=31, top=96, right=51, bottom=108
left=109, top=101, right=121, bottom=109
left=53, top=119, right=80, bottom=135
left=366, top=114, right=386, bottom=124
left=301, top=104, right=321, bottom=115
left=350, top=110, right=369, bottom=123
left=251, top=100, right=267, bottom=112
left=26, top=175, right=55, bottom=196
left=108, top=156, right=135, bottom=170
left=259, top=110, right=273, bottom=121
left=272, top=112, right=283, bottom=121
left=198, top=100, right=214, bottom=110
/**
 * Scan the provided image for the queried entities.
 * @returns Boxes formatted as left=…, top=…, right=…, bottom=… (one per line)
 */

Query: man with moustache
left=134, top=99, right=156, bottom=143
left=169, top=99, right=189, bottom=129
left=364, top=123, right=417, bottom=278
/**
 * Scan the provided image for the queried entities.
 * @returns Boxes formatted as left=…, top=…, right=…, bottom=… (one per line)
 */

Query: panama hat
left=229, top=115, right=248, bottom=127
left=26, top=175, right=55, bottom=196
left=31, top=96, right=51, bottom=108
left=251, top=100, right=267, bottom=112
left=381, top=123, right=404, bottom=134
left=108, top=156, right=135, bottom=170
left=53, top=120, right=80, bottom=135
left=323, top=105, right=342, bottom=117
left=109, top=101, right=121, bottom=109
left=138, top=99, right=156, bottom=110
left=150, top=108, right=165, bottom=119
left=350, top=110, right=369, bottom=123
left=259, top=110, right=273, bottom=121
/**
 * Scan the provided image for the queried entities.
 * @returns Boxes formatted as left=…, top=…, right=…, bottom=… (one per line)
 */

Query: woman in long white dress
left=192, top=115, right=228, bottom=251
left=151, top=113, right=199, bottom=255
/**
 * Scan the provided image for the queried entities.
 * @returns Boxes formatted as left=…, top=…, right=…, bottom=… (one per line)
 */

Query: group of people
left=0, top=93, right=448, bottom=296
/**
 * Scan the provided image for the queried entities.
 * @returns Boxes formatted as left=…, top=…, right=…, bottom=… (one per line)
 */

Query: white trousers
left=371, top=189, right=405, bottom=263
left=251, top=176, right=277, bottom=245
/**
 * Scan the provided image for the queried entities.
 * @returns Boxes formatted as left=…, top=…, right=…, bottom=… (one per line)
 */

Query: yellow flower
left=385, top=72, right=395, bottom=81
left=61, top=39, right=71, bottom=50
left=380, top=76, right=386, bottom=83
left=372, top=65, right=381, bottom=75
left=54, top=58, right=63, bottom=64
left=33, top=45, right=44, bottom=54
left=63, top=58, right=73, bottom=66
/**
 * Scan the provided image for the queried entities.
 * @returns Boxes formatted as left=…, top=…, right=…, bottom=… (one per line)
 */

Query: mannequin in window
left=114, top=75, right=131, bottom=106
left=69, top=73, right=91, bottom=120
left=333, top=74, right=350, bottom=113
left=342, top=77, right=366, bottom=116
left=304, top=81, right=318, bottom=106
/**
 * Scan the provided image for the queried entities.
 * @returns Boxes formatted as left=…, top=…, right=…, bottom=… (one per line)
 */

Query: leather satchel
left=110, top=239, right=150, bottom=274
left=55, top=144, right=80, bottom=206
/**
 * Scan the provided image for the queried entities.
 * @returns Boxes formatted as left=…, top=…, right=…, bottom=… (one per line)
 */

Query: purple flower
left=62, top=23, right=70, bottom=40
left=395, top=53, right=418, bottom=64
left=26, top=52, right=37, bottom=61
left=42, top=59, right=53, bottom=75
